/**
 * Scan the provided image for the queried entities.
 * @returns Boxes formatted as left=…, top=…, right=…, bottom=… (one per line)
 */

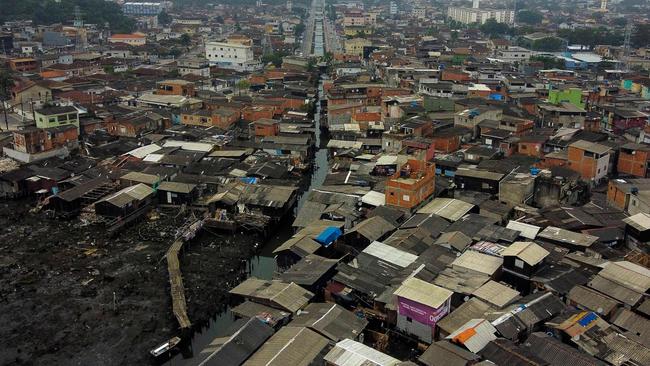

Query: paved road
left=323, top=15, right=342, bottom=54
left=300, top=0, right=317, bottom=56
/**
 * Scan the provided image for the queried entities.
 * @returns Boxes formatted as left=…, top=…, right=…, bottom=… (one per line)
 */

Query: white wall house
left=205, top=41, right=262, bottom=72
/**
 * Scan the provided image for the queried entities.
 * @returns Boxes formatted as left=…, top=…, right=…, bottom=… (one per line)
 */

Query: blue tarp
left=240, top=177, right=258, bottom=184
left=578, top=312, right=597, bottom=327
left=315, top=226, right=342, bottom=247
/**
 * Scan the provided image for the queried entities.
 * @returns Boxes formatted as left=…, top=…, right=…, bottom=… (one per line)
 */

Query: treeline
left=0, top=0, right=135, bottom=33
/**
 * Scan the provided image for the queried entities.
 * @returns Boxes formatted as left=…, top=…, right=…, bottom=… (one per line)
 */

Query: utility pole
left=2, top=99, right=8, bottom=131
left=623, top=22, right=633, bottom=72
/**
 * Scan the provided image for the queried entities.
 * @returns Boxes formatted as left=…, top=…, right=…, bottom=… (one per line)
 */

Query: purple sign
left=397, top=296, right=449, bottom=327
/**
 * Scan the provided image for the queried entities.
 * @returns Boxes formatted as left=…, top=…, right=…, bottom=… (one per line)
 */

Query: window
left=514, top=259, right=524, bottom=268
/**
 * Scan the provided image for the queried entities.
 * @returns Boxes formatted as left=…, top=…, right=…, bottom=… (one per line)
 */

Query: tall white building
left=390, top=1, right=398, bottom=15
left=205, top=41, right=262, bottom=72
left=447, top=7, right=514, bottom=25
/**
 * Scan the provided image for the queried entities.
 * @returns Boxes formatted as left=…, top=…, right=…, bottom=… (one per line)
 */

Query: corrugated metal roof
left=123, top=143, right=161, bottom=159
left=501, top=242, right=549, bottom=266
left=417, top=198, right=475, bottom=221
left=163, top=140, right=214, bottom=152
left=120, top=171, right=160, bottom=185
left=438, top=298, right=496, bottom=335
left=394, top=277, right=452, bottom=309
left=324, top=339, right=401, bottom=366
left=229, top=278, right=314, bottom=313
left=447, top=319, right=497, bottom=353
left=623, top=212, right=650, bottom=231
left=538, top=226, right=598, bottom=247
left=473, top=281, right=520, bottom=308
left=588, top=274, right=643, bottom=306
left=243, top=326, right=329, bottom=366
left=568, top=285, right=620, bottom=315
left=419, top=341, right=480, bottom=366
left=289, top=303, right=368, bottom=342
left=505, top=221, right=540, bottom=240
left=363, top=241, right=418, bottom=268
left=452, top=251, right=503, bottom=276
left=158, top=181, right=196, bottom=194
left=523, top=332, right=606, bottom=366
left=598, top=261, right=650, bottom=293
left=346, top=216, right=396, bottom=242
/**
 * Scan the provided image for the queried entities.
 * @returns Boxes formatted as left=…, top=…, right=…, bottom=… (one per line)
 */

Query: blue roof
left=315, top=226, right=342, bottom=247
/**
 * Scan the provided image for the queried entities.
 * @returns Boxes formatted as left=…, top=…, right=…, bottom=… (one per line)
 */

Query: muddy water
left=163, top=77, right=328, bottom=365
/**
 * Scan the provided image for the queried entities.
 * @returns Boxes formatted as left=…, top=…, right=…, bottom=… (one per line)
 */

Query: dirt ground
left=0, top=200, right=256, bottom=365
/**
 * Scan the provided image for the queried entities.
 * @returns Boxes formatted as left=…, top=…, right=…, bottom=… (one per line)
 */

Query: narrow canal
left=163, top=75, right=329, bottom=365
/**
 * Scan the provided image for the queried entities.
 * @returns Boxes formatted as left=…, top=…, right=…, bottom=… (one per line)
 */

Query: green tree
left=0, top=68, right=14, bottom=100
left=180, top=33, right=191, bottom=46
left=529, top=55, right=565, bottom=69
left=632, top=24, right=650, bottom=48
left=158, top=10, right=172, bottom=26
left=531, top=37, right=565, bottom=52
left=517, top=10, right=542, bottom=25
left=294, top=22, right=306, bottom=38
left=262, top=52, right=287, bottom=67
left=479, top=19, right=510, bottom=37
left=307, top=57, right=317, bottom=72
left=236, top=79, right=250, bottom=96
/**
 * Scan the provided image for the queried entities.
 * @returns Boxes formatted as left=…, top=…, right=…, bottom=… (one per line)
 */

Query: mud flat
left=0, top=200, right=256, bottom=365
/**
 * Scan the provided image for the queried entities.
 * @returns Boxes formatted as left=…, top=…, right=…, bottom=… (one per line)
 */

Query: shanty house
left=94, top=183, right=153, bottom=217
left=197, top=318, right=274, bottom=366
left=394, top=277, right=453, bottom=343
left=324, top=339, right=400, bottom=366
left=288, top=302, right=368, bottom=342
left=243, top=326, right=329, bottom=366
left=157, top=181, right=198, bottom=205
left=229, top=277, right=314, bottom=313
left=501, top=241, right=549, bottom=279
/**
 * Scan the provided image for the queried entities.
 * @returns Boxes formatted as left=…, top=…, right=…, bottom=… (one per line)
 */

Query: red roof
left=110, top=34, right=145, bottom=39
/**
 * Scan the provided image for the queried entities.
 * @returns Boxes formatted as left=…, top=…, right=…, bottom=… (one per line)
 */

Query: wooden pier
left=165, top=219, right=203, bottom=329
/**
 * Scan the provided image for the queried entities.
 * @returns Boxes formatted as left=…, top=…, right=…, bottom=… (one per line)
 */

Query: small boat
left=150, top=336, right=181, bottom=358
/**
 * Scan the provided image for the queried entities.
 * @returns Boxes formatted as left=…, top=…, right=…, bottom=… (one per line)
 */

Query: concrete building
left=385, top=159, right=436, bottom=210
left=205, top=40, right=262, bottom=72
left=108, top=34, right=146, bottom=46
left=177, top=58, right=210, bottom=77
left=447, top=7, right=514, bottom=25
left=494, top=46, right=533, bottom=63
left=567, top=140, right=611, bottom=182
left=34, top=106, right=80, bottom=131
left=122, top=2, right=163, bottom=15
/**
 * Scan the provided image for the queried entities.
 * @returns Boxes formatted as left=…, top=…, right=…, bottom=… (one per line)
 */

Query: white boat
left=150, top=336, right=181, bottom=358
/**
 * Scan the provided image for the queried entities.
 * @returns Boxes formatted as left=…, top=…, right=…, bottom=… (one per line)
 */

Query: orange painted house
left=540, top=151, right=569, bottom=169
left=618, top=143, right=650, bottom=178
left=181, top=108, right=240, bottom=129
left=156, top=79, right=196, bottom=97
left=8, top=58, right=38, bottom=72
left=567, top=140, right=611, bottom=181
left=252, top=118, right=280, bottom=137
left=441, top=69, right=471, bottom=82
left=517, top=136, right=547, bottom=158
left=12, top=125, right=78, bottom=154
left=385, top=159, right=436, bottom=210
left=243, top=106, right=276, bottom=121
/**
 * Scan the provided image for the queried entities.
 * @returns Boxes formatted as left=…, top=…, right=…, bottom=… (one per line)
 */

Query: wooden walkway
left=166, top=238, right=190, bottom=329
left=165, top=219, right=203, bottom=329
